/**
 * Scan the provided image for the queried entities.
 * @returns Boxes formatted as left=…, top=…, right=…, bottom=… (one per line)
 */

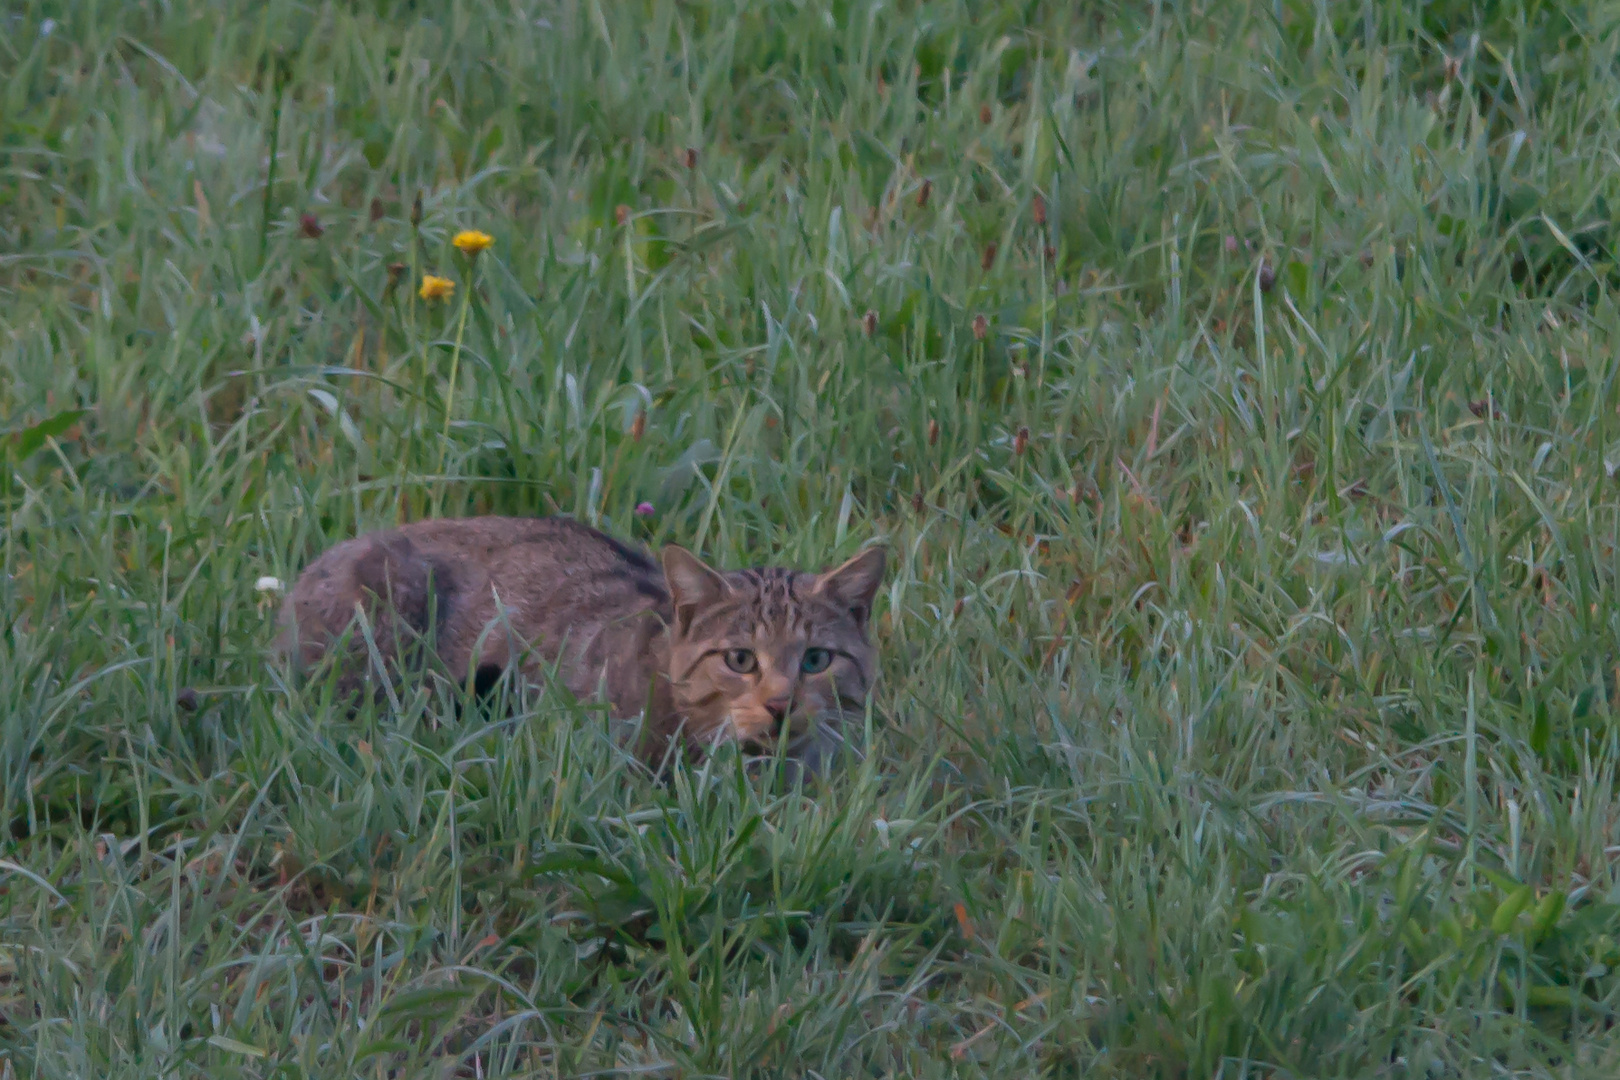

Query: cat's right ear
left=662, top=545, right=730, bottom=626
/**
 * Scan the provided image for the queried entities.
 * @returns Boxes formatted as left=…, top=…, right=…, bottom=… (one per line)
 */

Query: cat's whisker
left=707, top=716, right=742, bottom=748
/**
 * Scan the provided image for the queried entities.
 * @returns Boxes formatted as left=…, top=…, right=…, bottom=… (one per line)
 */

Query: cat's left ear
left=814, top=546, right=886, bottom=628
left=662, top=545, right=731, bottom=613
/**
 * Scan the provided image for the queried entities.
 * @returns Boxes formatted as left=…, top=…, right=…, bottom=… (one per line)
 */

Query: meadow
left=4, top=0, right=1620, bottom=1074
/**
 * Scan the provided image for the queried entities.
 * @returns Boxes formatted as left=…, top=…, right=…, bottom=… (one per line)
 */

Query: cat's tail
left=277, top=531, right=451, bottom=695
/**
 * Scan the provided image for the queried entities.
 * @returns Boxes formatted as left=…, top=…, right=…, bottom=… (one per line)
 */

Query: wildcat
left=277, top=516, right=885, bottom=773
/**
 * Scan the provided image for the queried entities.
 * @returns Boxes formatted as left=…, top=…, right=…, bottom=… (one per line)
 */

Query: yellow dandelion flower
left=420, top=274, right=455, bottom=301
left=452, top=229, right=494, bottom=256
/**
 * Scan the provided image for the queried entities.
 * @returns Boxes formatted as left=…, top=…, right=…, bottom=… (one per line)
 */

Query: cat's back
left=414, top=515, right=666, bottom=605
left=399, top=515, right=660, bottom=581
left=282, top=515, right=669, bottom=666
left=403, top=516, right=672, bottom=678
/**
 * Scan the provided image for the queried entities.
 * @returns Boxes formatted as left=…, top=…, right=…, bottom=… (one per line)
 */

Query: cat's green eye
left=800, top=647, right=833, bottom=674
left=723, top=648, right=758, bottom=674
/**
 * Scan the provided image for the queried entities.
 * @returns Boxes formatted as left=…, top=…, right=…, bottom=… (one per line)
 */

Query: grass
left=4, top=0, right=1620, bottom=1074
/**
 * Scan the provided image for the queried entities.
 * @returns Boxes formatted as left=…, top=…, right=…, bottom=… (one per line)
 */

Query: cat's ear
left=661, top=545, right=731, bottom=616
left=814, top=546, right=886, bottom=628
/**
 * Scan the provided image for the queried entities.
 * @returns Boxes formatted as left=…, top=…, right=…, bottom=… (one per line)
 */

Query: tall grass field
left=6, top=0, right=1620, bottom=1075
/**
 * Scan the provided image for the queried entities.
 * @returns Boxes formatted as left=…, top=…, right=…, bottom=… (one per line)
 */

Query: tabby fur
left=277, top=516, right=885, bottom=773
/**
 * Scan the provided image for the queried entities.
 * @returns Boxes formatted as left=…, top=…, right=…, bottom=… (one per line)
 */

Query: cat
left=277, top=516, right=886, bottom=774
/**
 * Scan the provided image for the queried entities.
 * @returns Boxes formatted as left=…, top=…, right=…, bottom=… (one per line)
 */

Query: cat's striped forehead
left=684, top=566, right=850, bottom=641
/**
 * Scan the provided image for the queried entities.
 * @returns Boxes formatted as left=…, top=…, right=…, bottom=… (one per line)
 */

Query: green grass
left=5, top=0, right=1620, bottom=1074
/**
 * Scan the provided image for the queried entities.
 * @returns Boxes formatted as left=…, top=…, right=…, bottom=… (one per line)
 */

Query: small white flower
left=255, top=576, right=285, bottom=594
left=40, top=18, right=56, bottom=36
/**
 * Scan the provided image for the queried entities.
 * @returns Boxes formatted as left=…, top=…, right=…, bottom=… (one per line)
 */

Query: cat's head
left=659, top=544, right=886, bottom=762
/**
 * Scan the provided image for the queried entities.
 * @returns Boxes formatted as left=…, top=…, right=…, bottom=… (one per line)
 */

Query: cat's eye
left=723, top=648, right=758, bottom=674
left=800, top=647, right=833, bottom=674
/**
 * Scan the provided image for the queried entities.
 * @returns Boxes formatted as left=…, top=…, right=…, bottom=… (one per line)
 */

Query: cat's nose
left=763, top=696, right=791, bottom=722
